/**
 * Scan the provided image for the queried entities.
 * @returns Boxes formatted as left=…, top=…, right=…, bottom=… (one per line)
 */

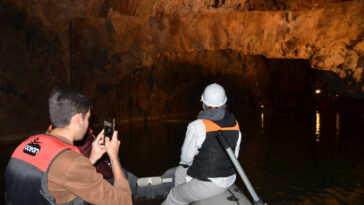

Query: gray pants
left=162, top=166, right=227, bottom=205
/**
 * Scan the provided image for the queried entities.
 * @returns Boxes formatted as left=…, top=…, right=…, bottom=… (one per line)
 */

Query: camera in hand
left=104, top=118, right=115, bottom=144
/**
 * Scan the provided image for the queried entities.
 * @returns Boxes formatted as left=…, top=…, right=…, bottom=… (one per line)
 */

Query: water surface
left=1, top=108, right=363, bottom=204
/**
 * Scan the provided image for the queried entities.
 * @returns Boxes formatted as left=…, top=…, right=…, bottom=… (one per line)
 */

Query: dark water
left=1, top=108, right=364, bottom=205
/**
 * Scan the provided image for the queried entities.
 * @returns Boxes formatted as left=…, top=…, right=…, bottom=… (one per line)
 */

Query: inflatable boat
left=132, top=131, right=264, bottom=205
left=129, top=131, right=263, bottom=205
left=133, top=167, right=252, bottom=205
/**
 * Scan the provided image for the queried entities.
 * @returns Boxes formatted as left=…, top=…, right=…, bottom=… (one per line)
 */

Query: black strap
left=179, top=164, right=190, bottom=168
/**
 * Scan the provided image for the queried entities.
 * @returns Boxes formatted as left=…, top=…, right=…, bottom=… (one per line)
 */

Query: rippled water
left=1, top=108, right=363, bottom=204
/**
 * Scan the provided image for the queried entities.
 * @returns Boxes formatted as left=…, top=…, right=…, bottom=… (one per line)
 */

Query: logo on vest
left=23, top=137, right=41, bottom=156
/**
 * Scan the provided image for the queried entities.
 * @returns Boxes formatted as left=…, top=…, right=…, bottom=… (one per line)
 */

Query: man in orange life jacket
left=5, top=87, right=132, bottom=205
left=163, top=83, right=242, bottom=205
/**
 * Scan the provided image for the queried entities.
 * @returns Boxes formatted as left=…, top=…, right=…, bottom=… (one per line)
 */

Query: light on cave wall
left=315, top=89, right=321, bottom=94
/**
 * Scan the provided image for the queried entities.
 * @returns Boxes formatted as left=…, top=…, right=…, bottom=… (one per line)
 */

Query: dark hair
left=49, top=87, right=91, bottom=128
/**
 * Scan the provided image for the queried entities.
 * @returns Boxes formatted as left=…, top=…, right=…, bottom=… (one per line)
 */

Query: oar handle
left=216, top=130, right=230, bottom=149
left=216, top=131, right=264, bottom=205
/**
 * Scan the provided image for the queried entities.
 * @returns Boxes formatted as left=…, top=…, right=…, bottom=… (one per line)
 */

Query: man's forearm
left=89, top=155, right=97, bottom=165
left=107, top=155, right=132, bottom=205
left=109, top=156, right=125, bottom=179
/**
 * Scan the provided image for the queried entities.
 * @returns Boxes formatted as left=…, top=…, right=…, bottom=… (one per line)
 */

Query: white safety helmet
left=201, top=83, right=227, bottom=107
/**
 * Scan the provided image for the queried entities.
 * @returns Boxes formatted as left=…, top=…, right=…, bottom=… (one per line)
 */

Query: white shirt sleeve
left=234, top=131, right=242, bottom=158
left=179, top=120, right=206, bottom=166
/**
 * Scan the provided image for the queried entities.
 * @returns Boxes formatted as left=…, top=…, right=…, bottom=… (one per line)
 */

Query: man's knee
left=174, top=166, right=188, bottom=186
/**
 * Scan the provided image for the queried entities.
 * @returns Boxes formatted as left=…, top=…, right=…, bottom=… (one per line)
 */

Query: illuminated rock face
left=6, top=0, right=363, bottom=81
left=0, top=0, right=362, bottom=135
left=107, top=1, right=364, bottom=83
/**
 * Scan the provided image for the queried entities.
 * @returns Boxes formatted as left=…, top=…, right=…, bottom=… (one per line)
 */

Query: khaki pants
left=162, top=166, right=227, bottom=205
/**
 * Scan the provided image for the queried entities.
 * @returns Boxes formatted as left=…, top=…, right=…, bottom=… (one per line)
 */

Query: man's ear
left=78, top=113, right=84, bottom=126
left=70, top=113, right=83, bottom=127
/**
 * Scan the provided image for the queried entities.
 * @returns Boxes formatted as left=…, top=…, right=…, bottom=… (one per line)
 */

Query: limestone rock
left=0, top=0, right=363, bottom=138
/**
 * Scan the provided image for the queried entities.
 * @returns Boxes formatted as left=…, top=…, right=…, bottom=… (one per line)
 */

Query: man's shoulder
left=59, top=149, right=83, bottom=157
left=188, top=119, right=204, bottom=127
left=187, top=119, right=207, bottom=133
left=48, top=150, right=91, bottom=184
left=51, top=150, right=89, bottom=169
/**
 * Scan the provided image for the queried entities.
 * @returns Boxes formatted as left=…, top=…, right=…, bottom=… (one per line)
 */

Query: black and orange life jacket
left=5, top=134, right=86, bottom=205
left=187, top=112, right=240, bottom=180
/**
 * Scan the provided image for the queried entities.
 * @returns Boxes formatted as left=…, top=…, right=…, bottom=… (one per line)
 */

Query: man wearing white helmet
left=163, top=83, right=242, bottom=205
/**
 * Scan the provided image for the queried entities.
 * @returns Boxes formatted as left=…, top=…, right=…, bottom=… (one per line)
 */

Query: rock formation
left=0, top=0, right=363, bottom=136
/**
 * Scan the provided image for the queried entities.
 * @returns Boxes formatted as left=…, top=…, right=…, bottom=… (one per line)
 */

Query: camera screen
left=104, top=119, right=114, bottom=138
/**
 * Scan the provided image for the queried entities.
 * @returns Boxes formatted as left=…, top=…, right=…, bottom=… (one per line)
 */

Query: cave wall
left=0, top=1, right=68, bottom=136
left=0, top=0, right=270, bottom=133
left=6, top=0, right=362, bottom=81
left=108, top=0, right=363, bottom=83
left=0, top=0, right=363, bottom=137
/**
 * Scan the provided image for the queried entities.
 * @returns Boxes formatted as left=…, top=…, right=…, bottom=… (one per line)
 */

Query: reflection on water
left=336, top=112, right=340, bottom=146
left=260, top=113, right=264, bottom=133
left=248, top=109, right=363, bottom=205
left=315, top=110, right=320, bottom=142
left=1, top=109, right=363, bottom=204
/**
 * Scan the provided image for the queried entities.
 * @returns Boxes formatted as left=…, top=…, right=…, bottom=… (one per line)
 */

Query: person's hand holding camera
left=104, top=130, right=120, bottom=161
left=89, top=130, right=106, bottom=165
left=104, top=130, right=125, bottom=179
